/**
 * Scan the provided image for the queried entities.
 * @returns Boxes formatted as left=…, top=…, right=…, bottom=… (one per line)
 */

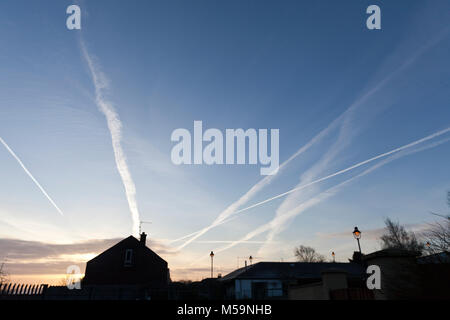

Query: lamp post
left=353, top=226, right=362, bottom=253
left=210, top=251, right=214, bottom=278
left=331, top=251, right=335, bottom=263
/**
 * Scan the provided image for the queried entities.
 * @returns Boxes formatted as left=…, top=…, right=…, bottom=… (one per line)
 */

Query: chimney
left=140, top=232, right=147, bottom=246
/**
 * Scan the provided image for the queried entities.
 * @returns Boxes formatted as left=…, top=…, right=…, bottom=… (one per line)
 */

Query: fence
left=0, top=283, right=168, bottom=300
left=0, top=283, right=48, bottom=300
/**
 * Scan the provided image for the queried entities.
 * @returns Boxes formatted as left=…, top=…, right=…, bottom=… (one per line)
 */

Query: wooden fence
left=0, top=283, right=167, bottom=300
left=0, top=283, right=48, bottom=300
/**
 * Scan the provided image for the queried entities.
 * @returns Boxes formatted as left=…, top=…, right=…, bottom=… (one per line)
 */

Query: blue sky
left=0, top=0, right=449, bottom=282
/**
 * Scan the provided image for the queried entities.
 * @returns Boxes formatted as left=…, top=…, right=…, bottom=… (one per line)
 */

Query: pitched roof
left=417, top=251, right=450, bottom=264
left=362, top=248, right=421, bottom=260
left=220, top=262, right=364, bottom=281
left=87, top=235, right=167, bottom=265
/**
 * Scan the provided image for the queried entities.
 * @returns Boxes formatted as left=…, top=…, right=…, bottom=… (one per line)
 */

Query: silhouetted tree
left=423, top=220, right=450, bottom=253
left=294, top=245, right=325, bottom=262
left=380, top=218, right=423, bottom=253
left=423, top=192, right=450, bottom=255
left=59, top=273, right=83, bottom=288
left=0, top=263, right=9, bottom=285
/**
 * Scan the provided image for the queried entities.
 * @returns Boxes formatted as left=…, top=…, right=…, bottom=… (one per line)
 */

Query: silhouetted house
left=417, top=251, right=450, bottom=264
left=220, top=262, right=365, bottom=300
left=83, top=233, right=169, bottom=299
left=169, top=278, right=224, bottom=300
left=363, top=248, right=450, bottom=300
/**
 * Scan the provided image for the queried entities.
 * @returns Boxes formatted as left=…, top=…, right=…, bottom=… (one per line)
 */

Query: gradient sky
left=0, top=0, right=449, bottom=283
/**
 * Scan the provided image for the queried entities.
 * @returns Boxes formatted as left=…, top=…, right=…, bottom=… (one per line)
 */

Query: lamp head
left=353, top=226, right=361, bottom=239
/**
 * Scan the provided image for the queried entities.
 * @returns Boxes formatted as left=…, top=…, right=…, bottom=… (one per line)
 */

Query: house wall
left=289, top=271, right=348, bottom=300
left=288, top=283, right=327, bottom=300
left=83, top=238, right=168, bottom=289
left=364, top=255, right=420, bottom=300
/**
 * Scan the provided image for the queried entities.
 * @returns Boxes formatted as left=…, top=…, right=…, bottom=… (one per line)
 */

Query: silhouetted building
left=289, top=268, right=374, bottom=300
left=83, top=233, right=169, bottom=299
left=220, top=262, right=365, bottom=300
left=169, top=278, right=224, bottom=300
left=363, top=248, right=450, bottom=300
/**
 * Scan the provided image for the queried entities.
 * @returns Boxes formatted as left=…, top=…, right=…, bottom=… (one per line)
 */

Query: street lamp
left=331, top=251, right=335, bottom=263
left=210, top=251, right=214, bottom=278
left=353, top=226, right=362, bottom=253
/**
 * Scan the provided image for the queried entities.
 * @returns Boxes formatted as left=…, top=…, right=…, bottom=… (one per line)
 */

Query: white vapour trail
left=176, top=126, right=450, bottom=250
left=174, top=102, right=345, bottom=248
left=210, top=136, right=450, bottom=257
left=188, top=166, right=370, bottom=264
left=253, top=27, right=450, bottom=254
left=256, top=136, right=450, bottom=256
left=80, top=41, right=140, bottom=236
left=0, top=137, right=64, bottom=215
left=173, top=33, right=445, bottom=249
left=226, top=127, right=450, bottom=216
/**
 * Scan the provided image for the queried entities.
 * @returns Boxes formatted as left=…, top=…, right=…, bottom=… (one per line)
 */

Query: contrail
left=255, top=136, right=450, bottom=256
left=209, top=135, right=450, bottom=257
left=174, top=109, right=342, bottom=249
left=173, top=126, right=450, bottom=249
left=224, top=127, right=450, bottom=216
left=174, top=30, right=449, bottom=249
left=0, top=137, right=63, bottom=216
left=80, top=41, right=140, bottom=236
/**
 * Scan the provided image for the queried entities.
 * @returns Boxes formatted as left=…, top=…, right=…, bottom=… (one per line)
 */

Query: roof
left=220, top=262, right=365, bottom=281
left=417, top=251, right=450, bottom=264
left=362, top=248, right=421, bottom=260
left=87, top=235, right=167, bottom=265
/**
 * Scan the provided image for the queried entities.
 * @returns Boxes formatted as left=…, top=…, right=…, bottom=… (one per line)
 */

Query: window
left=124, top=249, right=133, bottom=266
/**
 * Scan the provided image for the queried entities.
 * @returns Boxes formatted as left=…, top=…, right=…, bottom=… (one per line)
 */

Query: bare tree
left=0, top=262, right=9, bottom=286
left=294, top=245, right=325, bottom=262
left=380, top=218, right=424, bottom=253
left=423, top=220, right=449, bottom=253
left=422, top=192, right=450, bottom=256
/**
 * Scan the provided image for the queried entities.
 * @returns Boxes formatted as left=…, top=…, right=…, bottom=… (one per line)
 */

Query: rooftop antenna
left=237, top=255, right=262, bottom=268
left=139, top=220, right=152, bottom=234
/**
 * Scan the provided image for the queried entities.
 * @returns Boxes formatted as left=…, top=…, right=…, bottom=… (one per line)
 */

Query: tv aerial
left=139, top=220, right=152, bottom=234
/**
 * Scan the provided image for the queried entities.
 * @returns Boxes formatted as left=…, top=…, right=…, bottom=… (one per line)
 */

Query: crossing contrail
left=255, top=135, right=450, bottom=256
left=80, top=41, right=141, bottom=236
left=173, top=112, right=342, bottom=248
left=172, top=126, right=450, bottom=249
left=205, top=135, right=450, bottom=258
left=172, top=30, right=450, bottom=250
left=217, top=127, right=450, bottom=217
left=0, top=137, right=63, bottom=216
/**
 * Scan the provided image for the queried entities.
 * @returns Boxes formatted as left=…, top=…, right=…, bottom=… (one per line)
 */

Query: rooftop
left=220, top=262, right=365, bottom=282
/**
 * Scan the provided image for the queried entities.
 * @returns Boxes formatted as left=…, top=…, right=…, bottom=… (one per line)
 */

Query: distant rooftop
left=220, top=262, right=365, bottom=282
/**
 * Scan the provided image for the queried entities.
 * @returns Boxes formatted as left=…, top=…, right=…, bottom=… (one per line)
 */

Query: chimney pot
left=140, top=232, right=147, bottom=246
